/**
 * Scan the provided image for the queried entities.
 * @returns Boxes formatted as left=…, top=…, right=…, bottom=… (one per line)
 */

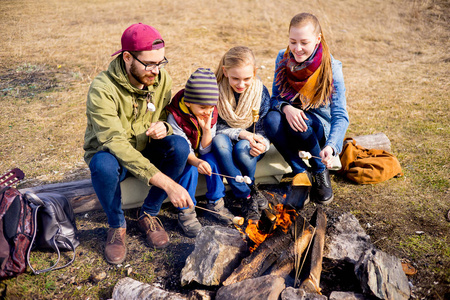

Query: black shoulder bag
left=25, top=192, right=80, bottom=274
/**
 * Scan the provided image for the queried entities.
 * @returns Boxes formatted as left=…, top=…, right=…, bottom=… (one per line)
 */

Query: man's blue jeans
left=211, top=134, right=263, bottom=199
left=89, top=135, right=190, bottom=228
left=178, top=152, right=226, bottom=209
left=263, top=110, right=326, bottom=174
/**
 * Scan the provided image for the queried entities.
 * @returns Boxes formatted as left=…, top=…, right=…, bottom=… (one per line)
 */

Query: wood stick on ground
left=298, top=207, right=327, bottom=293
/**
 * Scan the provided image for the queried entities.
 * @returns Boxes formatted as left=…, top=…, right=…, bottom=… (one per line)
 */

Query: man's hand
left=283, top=105, right=309, bottom=132
left=320, top=146, right=335, bottom=169
left=149, top=172, right=194, bottom=209
left=146, top=121, right=167, bottom=140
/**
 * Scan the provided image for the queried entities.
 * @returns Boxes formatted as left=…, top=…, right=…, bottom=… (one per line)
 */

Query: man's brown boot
left=138, top=212, right=170, bottom=249
left=105, top=227, right=127, bottom=265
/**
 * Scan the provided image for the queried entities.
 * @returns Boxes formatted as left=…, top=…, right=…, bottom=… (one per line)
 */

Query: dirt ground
left=0, top=0, right=449, bottom=299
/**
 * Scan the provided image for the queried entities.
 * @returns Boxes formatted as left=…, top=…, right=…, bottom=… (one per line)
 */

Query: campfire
left=175, top=189, right=411, bottom=300
left=224, top=202, right=326, bottom=295
left=244, top=203, right=296, bottom=253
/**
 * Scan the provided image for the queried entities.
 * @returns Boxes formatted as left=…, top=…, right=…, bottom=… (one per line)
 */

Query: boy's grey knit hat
left=184, top=68, right=219, bottom=106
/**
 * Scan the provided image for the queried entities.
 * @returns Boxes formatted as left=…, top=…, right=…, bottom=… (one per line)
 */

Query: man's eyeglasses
left=128, top=52, right=168, bottom=71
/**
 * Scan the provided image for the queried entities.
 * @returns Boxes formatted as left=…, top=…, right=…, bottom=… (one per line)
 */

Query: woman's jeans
left=212, top=134, right=263, bottom=199
left=89, top=135, right=190, bottom=228
left=264, top=110, right=326, bottom=174
left=178, top=152, right=226, bottom=209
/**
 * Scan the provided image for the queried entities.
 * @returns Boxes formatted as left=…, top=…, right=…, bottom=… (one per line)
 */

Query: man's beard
left=130, top=62, right=156, bottom=87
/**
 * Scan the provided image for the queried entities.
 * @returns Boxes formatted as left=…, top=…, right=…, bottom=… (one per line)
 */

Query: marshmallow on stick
left=234, top=175, right=252, bottom=184
left=232, top=216, right=245, bottom=226
left=252, top=108, right=259, bottom=134
left=298, top=151, right=312, bottom=160
left=252, top=108, right=260, bottom=123
left=211, top=173, right=252, bottom=184
left=299, top=151, right=322, bottom=160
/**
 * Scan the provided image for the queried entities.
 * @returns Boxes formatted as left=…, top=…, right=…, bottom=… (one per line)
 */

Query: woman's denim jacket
left=270, top=49, right=349, bottom=155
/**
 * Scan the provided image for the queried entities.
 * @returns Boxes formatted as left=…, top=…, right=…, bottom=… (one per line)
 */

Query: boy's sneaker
left=242, top=196, right=261, bottom=222
left=311, top=169, right=334, bottom=204
left=178, top=207, right=202, bottom=237
left=206, top=198, right=234, bottom=225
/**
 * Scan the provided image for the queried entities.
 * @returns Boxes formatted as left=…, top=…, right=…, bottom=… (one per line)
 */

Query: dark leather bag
left=0, top=186, right=34, bottom=279
left=25, top=192, right=80, bottom=274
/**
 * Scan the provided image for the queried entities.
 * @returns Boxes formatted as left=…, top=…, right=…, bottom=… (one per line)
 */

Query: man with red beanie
left=84, top=23, right=194, bottom=264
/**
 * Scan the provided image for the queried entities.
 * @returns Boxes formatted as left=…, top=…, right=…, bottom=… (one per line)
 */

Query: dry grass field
left=0, top=0, right=449, bottom=299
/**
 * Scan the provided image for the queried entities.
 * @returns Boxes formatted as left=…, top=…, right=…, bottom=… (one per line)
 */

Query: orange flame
left=245, top=204, right=296, bottom=252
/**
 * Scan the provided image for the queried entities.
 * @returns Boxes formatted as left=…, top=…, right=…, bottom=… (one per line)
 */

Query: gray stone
left=181, top=225, right=248, bottom=286
left=216, top=275, right=285, bottom=300
left=112, top=277, right=187, bottom=300
left=281, top=287, right=328, bottom=299
left=329, top=291, right=368, bottom=300
left=355, top=248, right=411, bottom=300
left=325, top=213, right=373, bottom=264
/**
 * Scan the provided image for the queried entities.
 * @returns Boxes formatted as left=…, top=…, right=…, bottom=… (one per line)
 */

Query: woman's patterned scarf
left=274, top=43, right=323, bottom=108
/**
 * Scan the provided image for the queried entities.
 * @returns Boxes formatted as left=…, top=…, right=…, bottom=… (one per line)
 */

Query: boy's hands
left=197, top=159, right=212, bottom=176
left=197, top=113, right=212, bottom=132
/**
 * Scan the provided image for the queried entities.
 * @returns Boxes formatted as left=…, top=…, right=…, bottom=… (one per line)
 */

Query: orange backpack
left=338, top=138, right=403, bottom=184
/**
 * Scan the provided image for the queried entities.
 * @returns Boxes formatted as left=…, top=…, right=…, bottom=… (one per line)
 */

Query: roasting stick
left=210, top=172, right=236, bottom=180
left=195, top=206, right=244, bottom=225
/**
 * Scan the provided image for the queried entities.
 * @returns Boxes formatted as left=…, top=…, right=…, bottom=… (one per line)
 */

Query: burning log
left=223, top=212, right=313, bottom=286
left=222, top=225, right=293, bottom=286
left=298, top=207, right=327, bottom=293
left=268, top=217, right=314, bottom=279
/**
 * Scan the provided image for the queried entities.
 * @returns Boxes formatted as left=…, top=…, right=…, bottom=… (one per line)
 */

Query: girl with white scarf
left=212, top=46, right=271, bottom=222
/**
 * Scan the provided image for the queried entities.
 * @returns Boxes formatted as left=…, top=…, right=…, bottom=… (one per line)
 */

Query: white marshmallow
left=235, top=175, right=244, bottom=183
left=147, top=103, right=156, bottom=112
left=244, top=176, right=252, bottom=184
left=299, top=151, right=312, bottom=160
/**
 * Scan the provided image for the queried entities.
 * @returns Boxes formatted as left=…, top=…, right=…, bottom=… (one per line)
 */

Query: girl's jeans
left=212, top=133, right=263, bottom=199
left=178, top=152, right=226, bottom=210
left=89, top=135, right=190, bottom=228
left=263, top=110, right=326, bottom=174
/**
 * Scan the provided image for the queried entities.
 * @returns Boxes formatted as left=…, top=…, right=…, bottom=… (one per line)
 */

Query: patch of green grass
left=399, top=234, right=450, bottom=262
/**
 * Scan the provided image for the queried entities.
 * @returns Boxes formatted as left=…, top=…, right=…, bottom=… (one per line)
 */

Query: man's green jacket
left=84, top=55, right=173, bottom=185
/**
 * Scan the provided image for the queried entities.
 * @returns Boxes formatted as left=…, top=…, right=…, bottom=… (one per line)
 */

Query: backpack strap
left=25, top=193, right=77, bottom=275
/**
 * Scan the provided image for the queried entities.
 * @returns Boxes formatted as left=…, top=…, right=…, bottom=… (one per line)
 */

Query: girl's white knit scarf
left=217, top=77, right=263, bottom=129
